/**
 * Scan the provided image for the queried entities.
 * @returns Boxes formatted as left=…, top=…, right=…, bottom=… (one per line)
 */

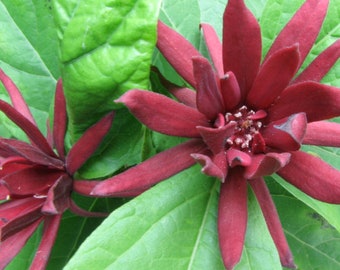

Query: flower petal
left=249, top=178, right=296, bottom=268
left=220, top=71, right=241, bottom=111
left=0, top=68, right=36, bottom=125
left=152, top=67, right=197, bottom=108
left=197, top=121, right=236, bottom=154
left=0, top=217, right=42, bottom=269
left=294, top=39, right=340, bottom=84
left=191, top=152, right=227, bottom=181
left=277, top=151, right=340, bottom=203
left=29, top=215, right=61, bottom=270
left=303, top=121, right=340, bottom=147
left=218, top=169, right=247, bottom=270
left=74, top=180, right=145, bottom=197
left=0, top=138, right=64, bottom=169
left=69, top=199, right=108, bottom=217
left=268, top=82, right=340, bottom=123
left=53, top=79, right=67, bottom=160
left=265, top=0, right=329, bottom=68
left=200, top=23, right=224, bottom=77
left=66, top=112, right=114, bottom=175
left=157, top=21, right=202, bottom=87
left=1, top=167, right=63, bottom=196
left=42, top=175, right=72, bottom=215
left=223, top=0, right=261, bottom=100
left=0, top=100, right=56, bottom=157
left=169, top=87, right=197, bottom=108
left=193, top=56, right=225, bottom=119
left=262, top=113, right=307, bottom=151
left=0, top=197, right=43, bottom=241
left=226, top=148, right=252, bottom=168
left=91, top=139, right=207, bottom=196
left=116, top=90, right=209, bottom=138
left=244, top=153, right=291, bottom=179
left=246, top=45, right=300, bottom=109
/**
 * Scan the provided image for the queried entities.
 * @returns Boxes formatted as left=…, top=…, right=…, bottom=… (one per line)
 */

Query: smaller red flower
left=0, top=69, right=113, bottom=269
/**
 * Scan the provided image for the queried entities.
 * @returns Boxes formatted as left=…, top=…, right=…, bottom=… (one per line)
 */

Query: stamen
left=223, top=105, right=266, bottom=153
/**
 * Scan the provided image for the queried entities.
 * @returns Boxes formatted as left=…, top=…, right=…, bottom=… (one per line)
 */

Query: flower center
left=224, top=106, right=267, bottom=153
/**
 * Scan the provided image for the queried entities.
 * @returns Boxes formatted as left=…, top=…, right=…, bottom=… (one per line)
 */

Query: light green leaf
left=0, top=0, right=59, bottom=137
left=64, top=165, right=224, bottom=270
left=65, top=165, right=282, bottom=270
left=53, top=0, right=161, bottom=139
left=269, top=180, right=340, bottom=270
left=272, top=145, right=340, bottom=233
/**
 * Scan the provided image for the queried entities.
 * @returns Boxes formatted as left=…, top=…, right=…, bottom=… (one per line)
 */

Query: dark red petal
left=303, top=121, right=340, bottom=147
left=53, top=79, right=67, bottom=160
left=265, top=0, right=329, bottom=68
left=218, top=169, right=247, bottom=270
left=0, top=68, right=36, bottom=125
left=223, top=0, right=261, bottom=100
left=151, top=66, right=197, bottom=108
left=0, top=100, right=56, bottom=157
left=220, top=71, right=241, bottom=111
left=116, top=90, right=209, bottom=138
left=169, top=87, right=197, bottom=108
left=294, top=39, right=340, bottom=84
left=191, top=152, right=227, bottom=181
left=66, top=112, right=114, bottom=175
left=69, top=199, right=108, bottom=217
left=268, top=82, right=340, bottom=123
left=246, top=45, right=300, bottom=109
left=249, top=178, right=296, bottom=268
left=91, top=139, right=207, bottom=196
left=245, top=153, right=291, bottom=179
left=278, top=151, right=340, bottom=203
left=0, top=217, right=42, bottom=269
left=0, top=186, right=9, bottom=200
left=193, top=56, right=225, bottom=119
left=262, top=113, right=307, bottom=151
left=200, top=23, right=224, bottom=77
left=0, top=138, right=64, bottom=169
left=226, top=148, right=252, bottom=168
left=0, top=197, right=43, bottom=241
left=41, top=175, right=72, bottom=214
left=157, top=21, right=202, bottom=87
left=29, top=215, right=61, bottom=270
left=2, top=167, right=63, bottom=196
left=197, top=122, right=236, bottom=154
left=74, top=180, right=145, bottom=197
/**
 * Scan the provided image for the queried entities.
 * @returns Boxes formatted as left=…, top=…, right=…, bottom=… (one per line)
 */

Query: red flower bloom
left=92, top=0, right=340, bottom=269
left=0, top=69, right=113, bottom=269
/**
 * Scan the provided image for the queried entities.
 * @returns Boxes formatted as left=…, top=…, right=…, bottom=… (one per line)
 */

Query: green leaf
left=64, top=165, right=224, bottom=269
left=268, top=180, right=340, bottom=270
left=65, top=165, right=281, bottom=270
left=53, top=0, right=161, bottom=139
left=0, top=0, right=59, bottom=136
left=272, top=145, right=340, bottom=233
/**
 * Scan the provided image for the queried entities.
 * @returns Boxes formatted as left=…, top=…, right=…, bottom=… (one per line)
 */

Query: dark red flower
left=91, top=0, right=340, bottom=269
left=0, top=69, right=113, bottom=269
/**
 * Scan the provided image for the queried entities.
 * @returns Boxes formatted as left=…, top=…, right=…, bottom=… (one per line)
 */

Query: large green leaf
left=0, top=0, right=59, bottom=137
left=53, top=0, right=161, bottom=139
left=65, top=165, right=281, bottom=270
left=268, top=180, right=340, bottom=270
left=272, top=145, right=340, bottom=233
